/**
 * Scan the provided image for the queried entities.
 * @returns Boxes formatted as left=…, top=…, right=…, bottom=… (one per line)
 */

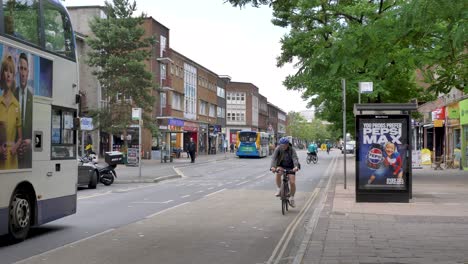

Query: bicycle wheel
left=282, top=199, right=287, bottom=215
left=284, top=184, right=290, bottom=213
left=306, top=156, right=311, bottom=164
left=312, top=155, right=318, bottom=164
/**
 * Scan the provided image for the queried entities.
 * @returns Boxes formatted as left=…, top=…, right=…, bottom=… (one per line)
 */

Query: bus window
left=3, top=0, right=40, bottom=45
left=43, top=0, right=75, bottom=59
left=51, top=107, right=76, bottom=159
left=239, top=132, right=256, bottom=143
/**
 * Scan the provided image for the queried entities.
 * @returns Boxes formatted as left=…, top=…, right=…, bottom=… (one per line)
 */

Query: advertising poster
left=127, top=148, right=138, bottom=165
left=357, top=116, right=409, bottom=190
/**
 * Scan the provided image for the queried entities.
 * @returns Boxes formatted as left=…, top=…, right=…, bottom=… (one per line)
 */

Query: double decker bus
left=236, top=131, right=269, bottom=158
left=0, top=0, right=78, bottom=241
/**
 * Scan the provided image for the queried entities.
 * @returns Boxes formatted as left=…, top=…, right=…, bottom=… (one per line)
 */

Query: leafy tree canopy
left=86, top=0, right=156, bottom=135
left=286, top=111, right=332, bottom=143
left=226, top=0, right=467, bottom=133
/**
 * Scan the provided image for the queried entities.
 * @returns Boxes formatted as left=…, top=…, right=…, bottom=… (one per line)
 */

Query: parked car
left=77, top=157, right=99, bottom=189
left=342, top=142, right=355, bottom=154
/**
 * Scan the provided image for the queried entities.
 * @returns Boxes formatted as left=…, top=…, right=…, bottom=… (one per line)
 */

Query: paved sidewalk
left=109, top=151, right=237, bottom=183
left=301, top=157, right=468, bottom=264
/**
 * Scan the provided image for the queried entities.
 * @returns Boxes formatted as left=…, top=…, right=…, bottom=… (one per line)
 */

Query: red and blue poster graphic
left=357, top=116, right=409, bottom=190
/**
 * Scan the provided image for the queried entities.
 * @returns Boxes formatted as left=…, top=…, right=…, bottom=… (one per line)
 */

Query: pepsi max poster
left=357, top=116, right=409, bottom=190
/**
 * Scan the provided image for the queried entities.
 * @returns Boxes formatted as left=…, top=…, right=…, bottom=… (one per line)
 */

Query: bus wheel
left=8, top=189, right=32, bottom=241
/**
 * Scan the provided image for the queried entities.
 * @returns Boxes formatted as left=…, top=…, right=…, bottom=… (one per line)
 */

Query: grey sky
left=64, top=0, right=310, bottom=113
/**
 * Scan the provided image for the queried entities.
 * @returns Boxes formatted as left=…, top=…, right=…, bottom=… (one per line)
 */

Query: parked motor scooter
left=97, top=163, right=117, bottom=186
left=98, top=151, right=124, bottom=186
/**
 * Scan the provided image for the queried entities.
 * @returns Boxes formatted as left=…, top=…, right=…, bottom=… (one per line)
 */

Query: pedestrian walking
left=188, top=138, right=196, bottom=163
left=230, top=143, right=234, bottom=153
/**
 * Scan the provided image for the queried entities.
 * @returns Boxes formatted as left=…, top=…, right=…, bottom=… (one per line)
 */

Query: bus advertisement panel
left=356, top=115, right=409, bottom=191
left=0, top=44, right=53, bottom=170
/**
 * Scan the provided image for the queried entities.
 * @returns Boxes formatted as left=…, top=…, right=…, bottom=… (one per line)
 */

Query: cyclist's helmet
left=279, top=137, right=290, bottom=145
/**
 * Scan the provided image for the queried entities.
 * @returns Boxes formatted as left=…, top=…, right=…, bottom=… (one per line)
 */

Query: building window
left=184, top=63, right=197, bottom=119
left=160, top=35, right=167, bottom=57
left=161, top=92, right=166, bottom=108
left=209, top=104, right=215, bottom=117
left=199, top=100, right=207, bottom=115
left=217, top=107, right=225, bottom=118
left=217, top=86, right=225, bottom=98
left=172, top=92, right=182, bottom=110
left=160, top=64, right=166, bottom=82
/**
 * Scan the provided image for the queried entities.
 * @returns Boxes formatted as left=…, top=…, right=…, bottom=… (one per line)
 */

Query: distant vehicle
left=342, top=141, right=356, bottom=154
left=77, top=156, right=99, bottom=189
left=236, top=131, right=269, bottom=158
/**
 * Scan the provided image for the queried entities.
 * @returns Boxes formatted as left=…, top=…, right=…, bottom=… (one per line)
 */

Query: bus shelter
left=354, top=103, right=417, bottom=203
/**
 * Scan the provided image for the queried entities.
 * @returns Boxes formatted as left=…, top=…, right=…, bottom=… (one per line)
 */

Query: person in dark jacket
left=188, top=138, right=196, bottom=163
left=270, top=137, right=299, bottom=207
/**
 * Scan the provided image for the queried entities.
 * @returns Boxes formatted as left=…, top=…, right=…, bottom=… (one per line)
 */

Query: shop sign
left=460, top=99, right=468, bottom=125
left=159, top=125, right=168, bottom=130
left=209, top=125, right=221, bottom=134
left=80, top=117, right=93, bottom=131
left=431, top=107, right=445, bottom=120
left=183, top=121, right=198, bottom=132
left=168, top=118, right=184, bottom=127
left=434, top=120, right=444, bottom=127
left=447, top=105, right=460, bottom=119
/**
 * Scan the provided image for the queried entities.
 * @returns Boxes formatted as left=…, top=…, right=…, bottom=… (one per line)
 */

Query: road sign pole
left=342, top=79, right=347, bottom=190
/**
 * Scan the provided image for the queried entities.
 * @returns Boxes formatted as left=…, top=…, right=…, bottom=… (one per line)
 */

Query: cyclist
left=307, top=142, right=318, bottom=160
left=270, top=137, right=300, bottom=207
left=326, top=142, right=332, bottom=154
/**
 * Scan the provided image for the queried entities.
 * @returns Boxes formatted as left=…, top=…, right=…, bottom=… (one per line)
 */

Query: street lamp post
left=342, top=79, right=347, bottom=189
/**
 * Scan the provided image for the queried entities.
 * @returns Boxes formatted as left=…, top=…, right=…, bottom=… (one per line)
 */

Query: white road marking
left=236, top=180, right=250, bottom=186
left=131, top=200, right=173, bottom=204
left=14, top=228, right=115, bottom=264
left=78, top=191, right=111, bottom=200
left=181, top=195, right=191, bottom=198
left=270, top=156, right=338, bottom=264
left=173, top=166, right=185, bottom=178
left=145, top=202, right=190, bottom=219
left=208, top=187, right=215, bottom=190
left=196, top=190, right=204, bottom=193
left=204, top=188, right=226, bottom=197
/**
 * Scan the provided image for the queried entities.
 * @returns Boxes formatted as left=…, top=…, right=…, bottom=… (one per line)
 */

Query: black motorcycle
left=97, top=163, right=117, bottom=186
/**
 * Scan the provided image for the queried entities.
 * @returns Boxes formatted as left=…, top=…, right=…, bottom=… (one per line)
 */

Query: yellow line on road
left=268, top=156, right=338, bottom=264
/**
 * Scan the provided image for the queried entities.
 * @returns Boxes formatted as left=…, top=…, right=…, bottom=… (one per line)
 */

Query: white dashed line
left=204, top=188, right=226, bottom=197
left=145, top=202, right=190, bottom=219
left=236, top=180, right=250, bottom=186
left=181, top=195, right=191, bottom=198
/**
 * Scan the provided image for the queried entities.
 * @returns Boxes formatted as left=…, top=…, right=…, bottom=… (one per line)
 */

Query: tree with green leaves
left=287, top=111, right=331, bottom=143
left=86, top=0, right=156, bottom=148
left=226, top=0, right=466, bottom=134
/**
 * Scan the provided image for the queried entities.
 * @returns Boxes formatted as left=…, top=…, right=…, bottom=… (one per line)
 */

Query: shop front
left=199, top=123, right=208, bottom=154
left=183, top=121, right=198, bottom=155
left=158, top=118, right=185, bottom=162
left=208, top=125, right=222, bottom=154
left=445, top=103, right=461, bottom=166
left=460, top=99, right=468, bottom=170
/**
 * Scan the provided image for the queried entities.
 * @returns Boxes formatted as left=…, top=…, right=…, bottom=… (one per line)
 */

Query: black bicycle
left=274, top=169, right=294, bottom=215
left=306, top=153, right=318, bottom=164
